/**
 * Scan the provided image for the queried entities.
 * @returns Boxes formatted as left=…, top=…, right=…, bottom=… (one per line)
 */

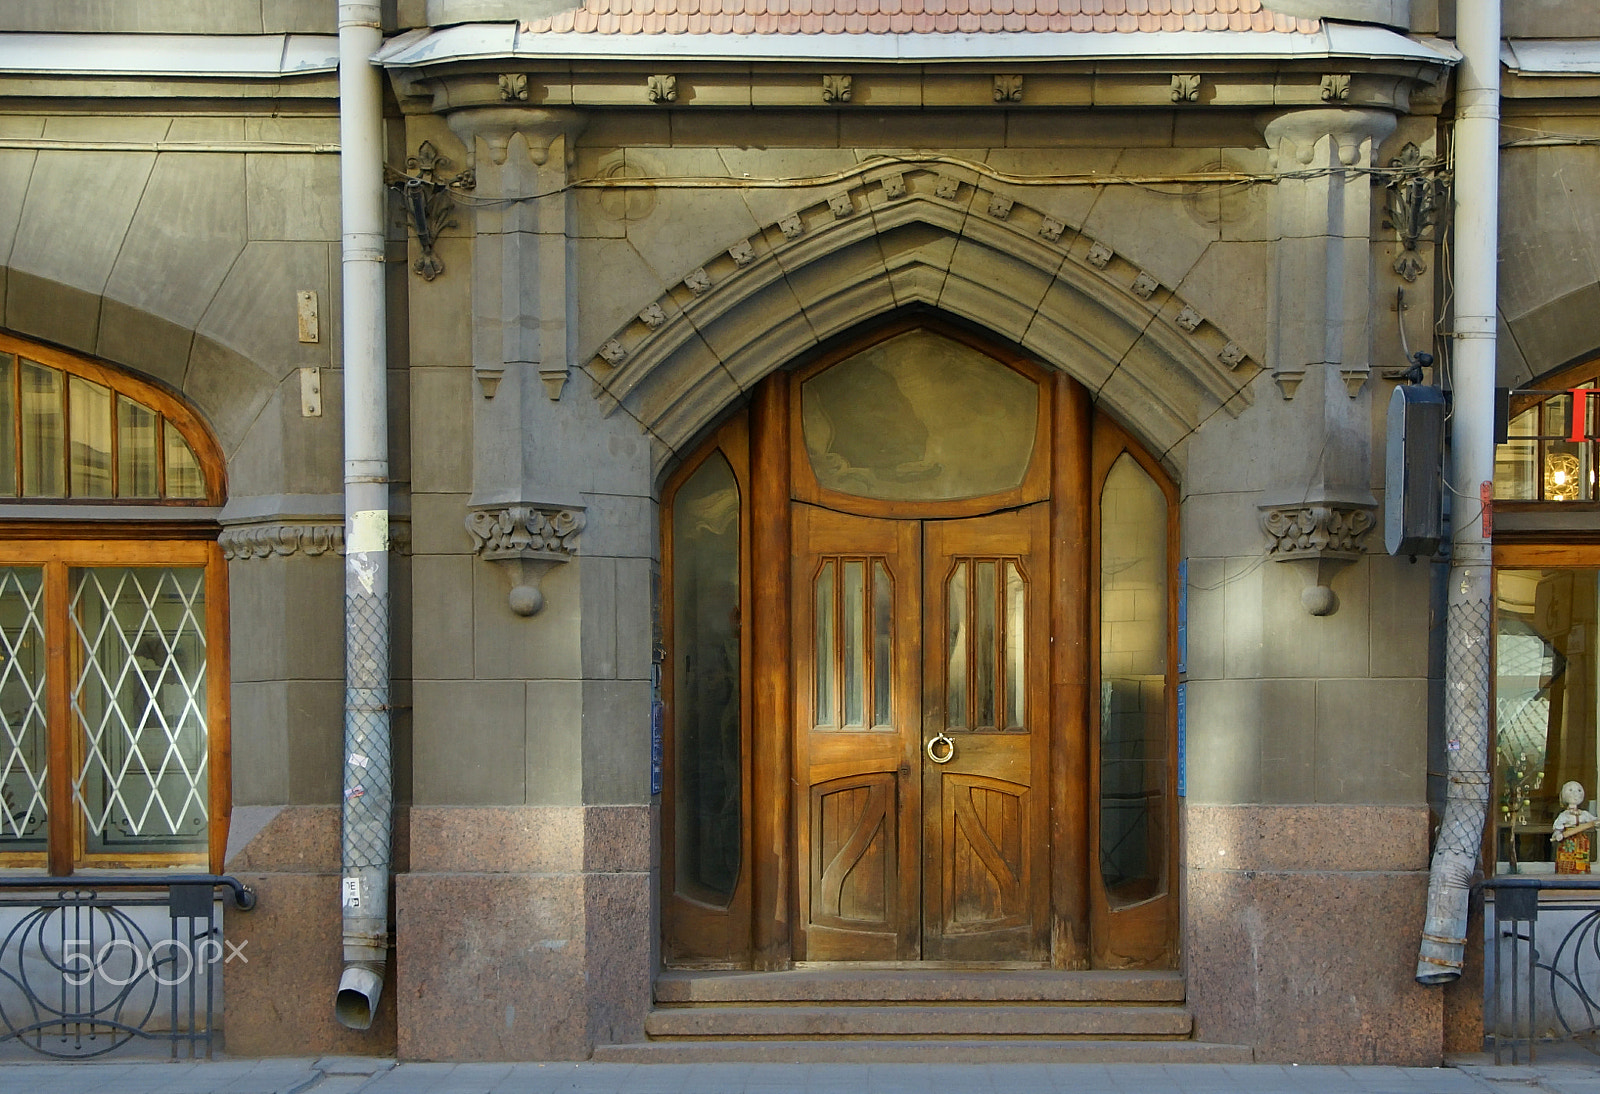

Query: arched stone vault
left=1, top=266, right=287, bottom=463
left=580, top=164, right=1262, bottom=477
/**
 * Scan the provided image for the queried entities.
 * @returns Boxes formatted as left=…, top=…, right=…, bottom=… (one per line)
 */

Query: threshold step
left=643, top=1004, right=1192, bottom=1039
left=655, top=969, right=1184, bottom=1005
left=593, top=1038, right=1253, bottom=1065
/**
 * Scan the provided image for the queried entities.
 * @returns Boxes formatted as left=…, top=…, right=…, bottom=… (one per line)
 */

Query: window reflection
left=1099, top=453, right=1168, bottom=907
left=671, top=452, right=742, bottom=905
left=1495, top=568, right=1600, bottom=874
left=801, top=330, right=1039, bottom=502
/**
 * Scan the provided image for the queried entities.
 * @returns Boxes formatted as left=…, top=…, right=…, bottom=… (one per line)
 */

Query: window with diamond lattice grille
left=0, top=332, right=227, bottom=874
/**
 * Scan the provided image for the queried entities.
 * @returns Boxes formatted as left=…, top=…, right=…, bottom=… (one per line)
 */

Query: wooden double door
left=793, top=501, right=1049, bottom=962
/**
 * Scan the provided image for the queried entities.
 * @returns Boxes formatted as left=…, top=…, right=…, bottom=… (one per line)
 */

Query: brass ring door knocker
left=926, top=733, right=955, bottom=764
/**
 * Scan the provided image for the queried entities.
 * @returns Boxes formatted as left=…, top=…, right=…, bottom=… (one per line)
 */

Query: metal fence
left=0, top=874, right=254, bottom=1059
left=1483, top=875, right=1600, bottom=1063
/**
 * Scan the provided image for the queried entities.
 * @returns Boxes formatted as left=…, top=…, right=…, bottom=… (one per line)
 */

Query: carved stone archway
left=578, top=165, right=1262, bottom=475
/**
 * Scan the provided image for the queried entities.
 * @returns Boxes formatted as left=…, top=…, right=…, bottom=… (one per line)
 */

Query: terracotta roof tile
left=517, top=0, right=1318, bottom=33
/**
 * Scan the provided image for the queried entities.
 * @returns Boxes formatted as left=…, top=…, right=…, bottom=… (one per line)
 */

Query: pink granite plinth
left=394, top=805, right=653, bottom=1061
left=1184, top=804, right=1441, bottom=1065
left=222, top=806, right=400, bottom=1056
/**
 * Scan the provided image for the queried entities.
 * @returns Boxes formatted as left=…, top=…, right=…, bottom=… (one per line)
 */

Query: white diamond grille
left=0, top=568, right=46, bottom=842
left=71, top=568, right=208, bottom=843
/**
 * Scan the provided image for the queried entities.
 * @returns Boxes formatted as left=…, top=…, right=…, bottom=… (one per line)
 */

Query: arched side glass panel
left=671, top=451, right=742, bottom=906
left=1099, top=453, right=1169, bottom=908
left=800, top=329, right=1039, bottom=502
left=0, top=349, right=209, bottom=501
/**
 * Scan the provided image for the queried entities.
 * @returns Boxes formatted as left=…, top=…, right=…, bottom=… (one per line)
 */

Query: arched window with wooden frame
left=0, top=331, right=229, bottom=876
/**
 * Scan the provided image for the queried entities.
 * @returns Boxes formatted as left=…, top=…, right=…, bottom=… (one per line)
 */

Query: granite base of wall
left=1442, top=890, right=1486, bottom=1054
left=222, top=805, right=402, bottom=1057
left=394, top=805, right=654, bottom=1061
left=1184, top=804, right=1442, bottom=1065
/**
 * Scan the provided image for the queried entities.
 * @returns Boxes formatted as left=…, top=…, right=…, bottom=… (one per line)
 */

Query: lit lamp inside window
left=1545, top=451, right=1583, bottom=501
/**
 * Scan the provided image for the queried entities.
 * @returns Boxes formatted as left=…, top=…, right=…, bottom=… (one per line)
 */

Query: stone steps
left=589, top=969, right=1253, bottom=1064
left=645, top=1003, right=1194, bottom=1039
left=654, top=968, right=1186, bottom=1004
left=592, top=1038, right=1255, bottom=1064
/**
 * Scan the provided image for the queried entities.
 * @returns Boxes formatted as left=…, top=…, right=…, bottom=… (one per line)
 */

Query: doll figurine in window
left=1552, top=780, right=1597, bottom=874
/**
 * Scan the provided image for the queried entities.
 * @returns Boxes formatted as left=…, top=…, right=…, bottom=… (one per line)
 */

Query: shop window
left=1495, top=366, right=1600, bottom=503
left=0, top=332, right=227, bottom=874
left=1493, top=565, right=1600, bottom=874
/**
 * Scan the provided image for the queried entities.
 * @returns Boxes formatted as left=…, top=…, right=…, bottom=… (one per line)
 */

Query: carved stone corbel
left=444, top=107, right=587, bottom=169
left=465, top=503, right=586, bottom=616
left=1258, top=502, right=1375, bottom=616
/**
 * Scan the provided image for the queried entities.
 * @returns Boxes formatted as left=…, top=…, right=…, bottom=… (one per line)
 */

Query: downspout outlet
left=336, top=961, right=386, bottom=1030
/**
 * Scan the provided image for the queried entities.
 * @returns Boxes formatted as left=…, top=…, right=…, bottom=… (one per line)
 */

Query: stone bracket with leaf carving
left=465, top=503, right=587, bottom=616
left=1258, top=501, right=1376, bottom=616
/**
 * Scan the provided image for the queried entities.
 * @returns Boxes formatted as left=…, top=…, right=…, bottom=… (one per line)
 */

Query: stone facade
left=0, top=0, right=1591, bottom=1068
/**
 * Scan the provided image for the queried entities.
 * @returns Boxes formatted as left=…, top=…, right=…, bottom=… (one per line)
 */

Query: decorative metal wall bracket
left=389, top=141, right=475, bottom=281
left=1382, top=142, right=1451, bottom=283
left=465, top=503, right=586, bottom=616
left=1259, top=501, right=1375, bottom=616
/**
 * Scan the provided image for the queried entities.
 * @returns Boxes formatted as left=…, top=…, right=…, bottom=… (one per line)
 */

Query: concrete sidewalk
left=0, top=1056, right=1596, bottom=1094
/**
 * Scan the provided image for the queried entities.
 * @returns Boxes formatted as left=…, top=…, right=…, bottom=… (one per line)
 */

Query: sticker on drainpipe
left=342, top=876, right=363, bottom=909
left=349, top=509, right=389, bottom=554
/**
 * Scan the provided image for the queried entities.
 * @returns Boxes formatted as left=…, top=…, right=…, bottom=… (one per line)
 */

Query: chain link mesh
left=1437, top=592, right=1492, bottom=859
left=342, top=587, right=392, bottom=874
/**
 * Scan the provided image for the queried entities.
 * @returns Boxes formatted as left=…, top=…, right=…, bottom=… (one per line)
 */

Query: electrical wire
left=397, top=150, right=1447, bottom=208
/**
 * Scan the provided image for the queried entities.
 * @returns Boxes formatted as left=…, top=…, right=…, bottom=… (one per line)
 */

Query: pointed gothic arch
left=581, top=169, right=1261, bottom=475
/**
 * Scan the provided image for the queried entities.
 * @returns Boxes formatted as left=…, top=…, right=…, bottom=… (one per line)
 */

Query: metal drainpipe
left=1416, top=0, right=1499, bottom=986
left=334, top=0, right=393, bottom=1029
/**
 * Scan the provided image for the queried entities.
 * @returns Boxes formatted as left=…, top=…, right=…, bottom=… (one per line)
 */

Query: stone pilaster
left=1257, top=108, right=1394, bottom=613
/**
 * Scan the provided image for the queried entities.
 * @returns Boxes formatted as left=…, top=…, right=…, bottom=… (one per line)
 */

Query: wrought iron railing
left=0, top=874, right=254, bottom=1059
left=1482, top=875, right=1600, bottom=1063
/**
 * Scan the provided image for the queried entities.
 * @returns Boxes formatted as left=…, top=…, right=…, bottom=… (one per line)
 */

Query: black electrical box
left=1385, top=384, right=1446, bottom=558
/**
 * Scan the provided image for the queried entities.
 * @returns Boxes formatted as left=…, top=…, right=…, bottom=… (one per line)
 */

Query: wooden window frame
left=0, top=331, right=225, bottom=505
left=1088, top=414, right=1181, bottom=969
left=1498, top=353, right=1600, bottom=512
left=0, top=332, right=228, bottom=875
left=660, top=412, right=754, bottom=967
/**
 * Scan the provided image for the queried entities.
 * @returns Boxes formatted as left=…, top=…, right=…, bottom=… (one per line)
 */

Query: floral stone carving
left=465, top=504, right=587, bottom=616
left=1259, top=502, right=1375, bottom=616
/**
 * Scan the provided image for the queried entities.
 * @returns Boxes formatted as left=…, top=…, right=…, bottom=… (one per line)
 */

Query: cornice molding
left=219, top=519, right=412, bottom=561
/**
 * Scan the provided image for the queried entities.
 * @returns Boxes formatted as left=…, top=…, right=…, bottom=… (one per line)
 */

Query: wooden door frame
left=662, top=319, right=1181, bottom=971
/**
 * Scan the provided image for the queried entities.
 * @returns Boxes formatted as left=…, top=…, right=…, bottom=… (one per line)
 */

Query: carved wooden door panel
left=793, top=501, right=1049, bottom=962
left=793, top=504, right=921, bottom=960
left=921, top=504, right=1050, bottom=961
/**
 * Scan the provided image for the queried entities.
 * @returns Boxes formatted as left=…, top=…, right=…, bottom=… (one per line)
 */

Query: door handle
left=926, top=733, right=955, bottom=764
